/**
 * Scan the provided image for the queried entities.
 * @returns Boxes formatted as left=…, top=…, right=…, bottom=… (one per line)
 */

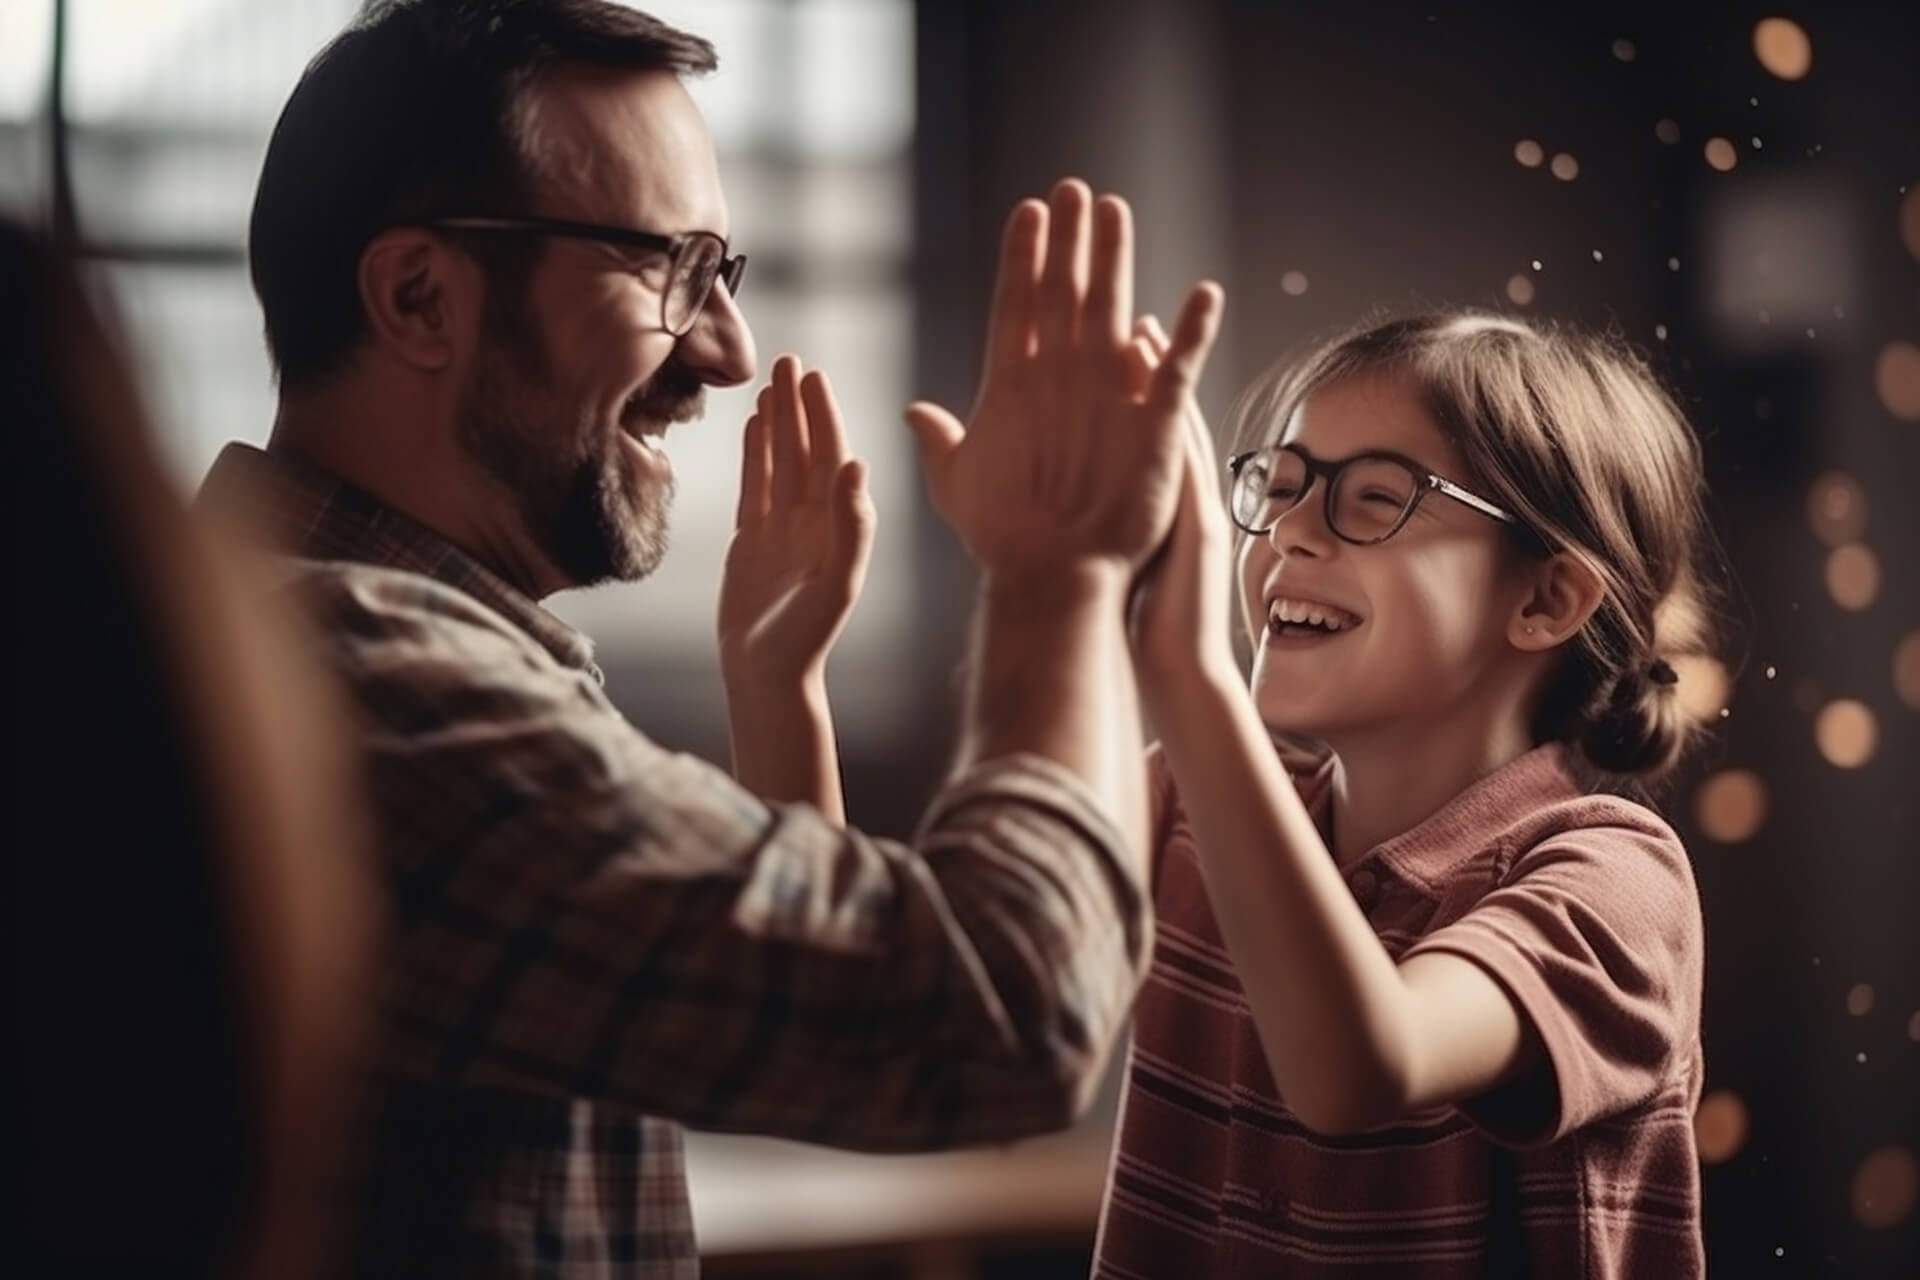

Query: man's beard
left=456, top=327, right=705, bottom=589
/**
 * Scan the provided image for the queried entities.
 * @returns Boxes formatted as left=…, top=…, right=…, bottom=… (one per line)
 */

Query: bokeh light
left=1806, top=472, right=1869, bottom=546
left=1894, top=631, right=1920, bottom=710
left=1550, top=152, right=1579, bottom=181
left=1506, top=274, right=1535, bottom=306
left=1814, top=699, right=1878, bottom=768
left=1672, top=654, right=1731, bottom=723
left=1514, top=139, right=1544, bottom=168
left=1695, top=1089, right=1750, bottom=1164
left=1280, top=270, right=1309, bottom=297
left=1910, top=1011, right=1920, bottom=1043
left=1611, top=38, right=1636, bottom=63
left=1824, top=544, right=1880, bottom=610
left=1852, top=1147, right=1918, bottom=1230
left=1655, top=118, right=1681, bottom=144
left=1752, top=18, right=1813, bottom=81
left=1695, top=770, right=1768, bottom=844
left=1875, top=340, right=1920, bottom=420
left=1846, top=983, right=1875, bottom=1016
left=1902, top=186, right=1920, bottom=262
left=1704, top=137, right=1738, bottom=172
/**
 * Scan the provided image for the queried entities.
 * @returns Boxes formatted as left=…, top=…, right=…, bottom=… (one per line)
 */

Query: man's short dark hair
left=250, top=0, right=715, bottom=389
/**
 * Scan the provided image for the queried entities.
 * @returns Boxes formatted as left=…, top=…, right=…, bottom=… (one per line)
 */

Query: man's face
left=457, top=66, right=756, bottom=588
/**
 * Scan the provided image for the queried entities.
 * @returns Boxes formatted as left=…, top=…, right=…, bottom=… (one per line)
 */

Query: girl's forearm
left=1147, top=664, right=1419, bottom=1133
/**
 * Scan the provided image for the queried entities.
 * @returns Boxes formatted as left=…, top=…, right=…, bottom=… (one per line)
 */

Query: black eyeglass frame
left=1225, top=444, right=1538, bottom=547
left=415, top=214, right=746, bottom=337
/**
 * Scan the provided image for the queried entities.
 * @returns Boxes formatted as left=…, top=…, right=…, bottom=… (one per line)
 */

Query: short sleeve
left=1403, top=818, right=1704, bottom=1147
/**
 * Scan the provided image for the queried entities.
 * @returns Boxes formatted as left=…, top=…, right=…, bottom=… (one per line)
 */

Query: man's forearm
left=957, top=561, right=1147, bottom=866
left=725, top=671, right=847, bottom=825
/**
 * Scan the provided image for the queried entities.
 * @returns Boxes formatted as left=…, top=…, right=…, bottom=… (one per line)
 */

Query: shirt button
left=1348, top=866, right=1380, bottom=910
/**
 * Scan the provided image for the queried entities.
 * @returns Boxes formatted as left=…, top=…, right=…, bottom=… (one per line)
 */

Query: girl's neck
left=1322, top=707, right=1540, bottom=866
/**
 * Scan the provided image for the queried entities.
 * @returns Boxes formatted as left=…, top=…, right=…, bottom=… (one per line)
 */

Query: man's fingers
left=1035, top=178, right=1091, bottom=349
left=736, top=412, right=772, bottom=529
left=903, top=400, right=964, bottom=510
left=826, top=458, right=876, bottom=593
left=983, top=200, right=1046, bottom=374
left=1146, top=282, right=1225, bottom=420
left=800, top=370, right=849, bottom=505
left=768, top=354, right=808, bottom=507
left=1083, top=194, right=1134, bottom=350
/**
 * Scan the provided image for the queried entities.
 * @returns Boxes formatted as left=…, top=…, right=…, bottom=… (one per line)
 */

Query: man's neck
left=269, top=387, right=569, bottom=600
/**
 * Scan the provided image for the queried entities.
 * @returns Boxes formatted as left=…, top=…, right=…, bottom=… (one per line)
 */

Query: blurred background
left=2, top=0, right=1915, bottom=1274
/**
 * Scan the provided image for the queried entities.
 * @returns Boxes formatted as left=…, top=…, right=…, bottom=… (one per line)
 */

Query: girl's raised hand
left=718, top=355, right=876, bottom=690
left=1126, top=316, right=1239, bottom=695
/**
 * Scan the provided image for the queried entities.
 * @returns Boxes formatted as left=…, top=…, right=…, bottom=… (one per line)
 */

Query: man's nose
left=676, top=279, right=756, bottom=387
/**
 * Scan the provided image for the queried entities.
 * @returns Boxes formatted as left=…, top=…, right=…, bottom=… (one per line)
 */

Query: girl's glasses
left=1226, top=444, right=1536, bottom=546
left=417, top=214, right=746, bottom=337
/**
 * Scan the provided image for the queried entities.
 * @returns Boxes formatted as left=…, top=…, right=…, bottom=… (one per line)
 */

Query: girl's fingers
left=1145, top=282, right=1225, bottom=423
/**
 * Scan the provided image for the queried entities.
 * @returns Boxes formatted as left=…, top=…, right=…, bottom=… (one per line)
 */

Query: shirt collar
left=198, top=442, right=599, bottom=676
left=1359, top=743, right=1585, bottom=889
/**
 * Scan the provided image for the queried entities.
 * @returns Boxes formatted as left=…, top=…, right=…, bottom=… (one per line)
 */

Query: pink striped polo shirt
left=1095, top=741, right=1705, bottom=1277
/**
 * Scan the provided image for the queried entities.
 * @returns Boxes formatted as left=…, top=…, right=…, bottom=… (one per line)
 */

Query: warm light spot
left=1654, top=324, right=1668, bottom=341
left=1847, top=983, right=1875, bottom=1016
left=1815, top=699, right=1878, bottom=768
left=1694, top=1090, right=1749, bottom=1164
left=1753, top=17, right=1813, bottom=81
left=1704, top=137, right=1739, bottom=172
left=1695, top=770, right=1767, bottom=844
left=1514, top=139, right=1545, bottom=168
left=1672, top=654, right=1731, bottom=723
left=1668, top=256, right=1681, bottom=270
left=1852, top=1147, right=1918, bottom=1230
left=1550, top=152, right=1579, bottom=181
left=1875, top=340, right=1920, bottom=420
left=1806, top=472, right=1868, bottom=546
left=1612, top=38, right=1636, bottom=62
left=1506, top=274, right=1535, bottom=306
left=1902, top=186, right=1920, bottom=262
left=1894, top=632, right=1920, bottom=710
left=1825, top=544, right=1881, bottom=610
left=1655, top=119, right=1681, bottom=144
left=1280, top=270, right=1309, bottom=297
left=1909, top=1010, right=1920, bottom=1042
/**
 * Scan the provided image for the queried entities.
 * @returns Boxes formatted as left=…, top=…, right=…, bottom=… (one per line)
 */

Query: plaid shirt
left=200, top=444, right=1150, bottom=1279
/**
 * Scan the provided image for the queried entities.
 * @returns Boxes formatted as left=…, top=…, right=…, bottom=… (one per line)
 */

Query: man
left=200, top=1, right=1222, bottom=1275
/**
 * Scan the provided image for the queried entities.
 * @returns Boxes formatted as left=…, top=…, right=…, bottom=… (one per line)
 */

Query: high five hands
left=906, top=179, right=1225, bottom=584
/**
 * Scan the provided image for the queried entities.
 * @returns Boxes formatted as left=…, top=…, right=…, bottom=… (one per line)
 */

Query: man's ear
left=1509, top=551, right=1606, bottom=651
left=355, top=229, right=478, bottom=373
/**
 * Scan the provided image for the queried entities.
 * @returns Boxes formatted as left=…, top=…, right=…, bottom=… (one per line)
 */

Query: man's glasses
left=420, top=214, right=746, bottom=337
left=1226, top=444, right=1536, bottom=546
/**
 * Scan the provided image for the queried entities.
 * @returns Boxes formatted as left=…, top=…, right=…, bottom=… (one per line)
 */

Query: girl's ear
left=1509, top=552, right=1605, bottom=651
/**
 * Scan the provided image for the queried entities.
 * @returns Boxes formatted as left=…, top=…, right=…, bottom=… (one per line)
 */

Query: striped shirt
left=1095, top=741, right=1705, bottom=1277
left=199, top=444, right=1150, bottom=1279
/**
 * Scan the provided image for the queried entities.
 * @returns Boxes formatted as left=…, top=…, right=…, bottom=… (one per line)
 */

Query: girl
left=1098, top=311, right=1721, bottom=1277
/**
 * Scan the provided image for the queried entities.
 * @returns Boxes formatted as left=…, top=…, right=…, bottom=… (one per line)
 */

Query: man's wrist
left=980, top=558, right=1132, bottom=616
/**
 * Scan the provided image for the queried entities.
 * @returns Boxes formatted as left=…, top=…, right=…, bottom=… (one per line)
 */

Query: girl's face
left=1236, top=372, right=1534, bottom=744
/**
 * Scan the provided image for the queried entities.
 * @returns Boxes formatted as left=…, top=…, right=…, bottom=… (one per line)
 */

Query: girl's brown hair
left=1224, top=310, right=1726, bottom=783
